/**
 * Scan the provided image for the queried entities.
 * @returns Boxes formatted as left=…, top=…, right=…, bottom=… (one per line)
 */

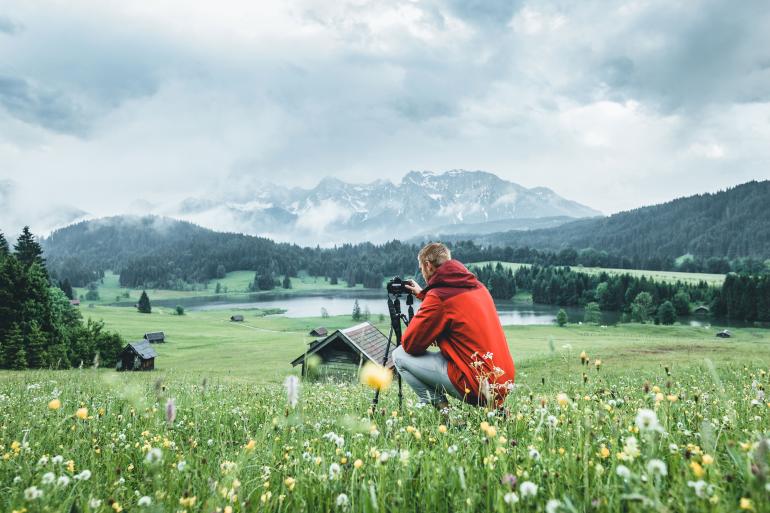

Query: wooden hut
left=144, top=331, right=165, bottom=343
left=716, top=329, right=731, bottom=338
left=69, top=299, right=81, bottom=306
left=230, top=315, right=244, bottom=322
left=693, top=305, right=710, bottom=315
left=309, top=327, right=328, bottom=337
left=117, top=341, right=157, bottom=371
left=291, top=322, right=393, bottom=380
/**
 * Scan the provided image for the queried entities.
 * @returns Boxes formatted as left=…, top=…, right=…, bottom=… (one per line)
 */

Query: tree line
left=0, top=227, right=124, bottom=370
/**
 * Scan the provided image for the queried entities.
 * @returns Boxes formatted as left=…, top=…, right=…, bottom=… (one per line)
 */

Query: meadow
left=2, top=305, right=770, bottom=512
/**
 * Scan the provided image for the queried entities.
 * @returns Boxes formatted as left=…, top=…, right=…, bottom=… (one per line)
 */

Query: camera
left=386, top=276, right=412, bottom=296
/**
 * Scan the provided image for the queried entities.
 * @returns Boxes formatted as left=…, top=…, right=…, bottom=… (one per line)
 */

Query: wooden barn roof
left=125, top=340, right=157, bottom=359
left=291, top=322, right=394, bottom=368
left=144, top=332, right=165, bottom=340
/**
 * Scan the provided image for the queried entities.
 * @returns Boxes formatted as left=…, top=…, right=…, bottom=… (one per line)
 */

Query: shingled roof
left=125, top=340, right=157, bottom=359
left=291, top=322, right=394, bottom=368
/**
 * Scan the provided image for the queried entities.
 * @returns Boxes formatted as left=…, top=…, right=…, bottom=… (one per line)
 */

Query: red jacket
left=402, top=260, right=515, bottom=406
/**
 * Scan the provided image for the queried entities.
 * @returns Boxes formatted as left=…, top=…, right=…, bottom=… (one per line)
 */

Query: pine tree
left=282, top=275, right=292, bottom=289
left=4, top=323, right=26, bottom=369
left=60, top=278, right=74, bottom=300
left=556, top=309, right=568, bottom=327
left=14, top=226, right=46, bottom=272
left=137, top=290, right=152, bottom=313
left=352, top=299, right=361, bottom=321
left=26, top=321, right=48, bottom=368
left=0, top=231, right=9, bottom=257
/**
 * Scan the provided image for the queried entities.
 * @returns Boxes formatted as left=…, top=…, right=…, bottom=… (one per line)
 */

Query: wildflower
left=145, top=447, right=163, bottom=465
left=528, top=447, right=541, bottom=461
left=329, top=463, right=341, bottom=480
left=448, top=445, right=458, bottom=454
left=438, top=425, right=447, bottom=433
left=245, top=440, right=256, bottom=452
left=646, top=459, right=667, bottom=477
left=176, top=461, right=186, bottom=472
left=690, top=461, right=705, bottom=478
left=75, top=470, right=92, bottom=481
left=89, top=498, right=102, bottom=509
left=138, top=496, right=152, bottom=506
left=616, top=465, right=631, bottom=479
left=547, top=415, right=558, bottom=428
left=284, top=375, right=300, bottom=408
left=178, top=496, right=197, bottom=508
left=556, top=393, right=571, bottom=407
left=57, top=475, right=71, bottom=487
left=360, top=362, right=393, bottom=391
left=599, top=445, right=610, bottom=459
left=52, top=455, right=64, bottom=464
left=336, top=493, right=350, bottom=509
left=546, top=499, right=562, bottom=513
left=353, top=459, right=363, bottom=469
left=24, top=486, right=43, bottom=501
left=622, top=437, right=640, bottom=460
left=580, top=351, right=589, bottom=364
left=503, top=492, right=519, bottom=504
left=41, top=472, right=55, bottom=485
left=520, top=481, right=537, bottom=498
left=284, top=477, right=296, bottom=491
left=165, top=398, right=176, bottom=425
left=666, top=394, right=678, bottom=402
left=48, top=399, right=61, bottom=410
left=702, top=454, right=714, bottom=465
left=594, top=359, right=602, bottom=369
left=501, top=474, right=517, bottom=489
left=740, top=498, right=754, bottom=511
left=76, top=407, right=88, bottom=420
left=112, top=502, right=123, bottom=512
left=635, top=409, right=663, bottom=433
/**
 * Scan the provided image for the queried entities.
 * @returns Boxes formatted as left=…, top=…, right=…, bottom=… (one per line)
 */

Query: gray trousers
left=392, top=346, right=463, bottom=405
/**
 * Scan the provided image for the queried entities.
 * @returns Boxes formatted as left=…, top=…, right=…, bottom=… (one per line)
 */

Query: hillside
left=474, top=180, right=770, bottom=262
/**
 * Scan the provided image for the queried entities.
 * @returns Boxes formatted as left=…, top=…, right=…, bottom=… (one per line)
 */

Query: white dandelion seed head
left=635, top=409, right=663, bottom=432
left=177, top=461, right=186, bottom=472
left=24, top=486, right=43, bottom=501
left=52, top=455, right=64, bottom=464
left=646, top=459, right=667, bottom=477
left=144, top=447, right=163, bottom=465
left=503, top=492, right=519, bottom=504
left=336, top=493, right=350, bottom=509
left=138, top=496, right=152, bottom=506
left=448, top=445, right=458, bottom=454
left=89, top=498, right=102, bottom=509
left=616, top=465, right=631, bottom=479
left=329, top=463, right=341, bottom=480
left=520, top=481, right=538, bottom=498
left=74, top=469, right=92, bottom=481
left=546, top=499, right=562, bottom=513
left=41, top=472, right=56, bottom=485
left=56, top=475, right=71, bottom=487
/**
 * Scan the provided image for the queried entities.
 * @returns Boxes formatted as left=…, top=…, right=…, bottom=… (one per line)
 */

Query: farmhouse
left=117, top=340, right=157, bottom=371
left=144, top=331, right=165, bottom=343
left=291, top=322, right=394, bottom=379
left=231, top=315, right=244, bottom=322
left=309, top=327, right=328, bottom=337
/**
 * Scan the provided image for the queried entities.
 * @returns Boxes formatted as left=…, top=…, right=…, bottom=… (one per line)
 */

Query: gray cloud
left=0, top=0, right=768, bottom=238
left=0, top=15, right=21, bottom=34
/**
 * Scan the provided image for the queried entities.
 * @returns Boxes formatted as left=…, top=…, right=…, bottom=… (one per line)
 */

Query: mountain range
left=170, top=170, right=601, bottom=243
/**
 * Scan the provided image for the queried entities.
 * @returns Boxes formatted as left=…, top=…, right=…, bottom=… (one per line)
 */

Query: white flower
left=329, top=463, right=341, bottom=480
left=635, top=409, right=664, bottom=433
left=336, top=493, right=350, bottom=509
left=528, top=447, right=541, bottom=461
left=622, top=436, right=640, bottom=460
left=687, top=480, right=709, bottom=498
left=448, top=445, right=458, bottom=454
left=379, top=452, right=390, bottom=463
left=487, top=410, right=496, bottom=418
left=503, top=492, right=519, bottom=504
left=616, top=465, right=631, bottom=479
left=207, top=439, right=214, bottom=446
left=38, top=456, right=49, bottom=466
left=668, top=443, right=679, bottom=453
left=41, top=472, right=56, bottom=485
left=145, top=447, right=162, bottom=465
left=646, top=459, right=667, bottom=477
left=547, top=415, right=558, bottom=428
left=75, top=470, right=92, bottom=481
left=13, top=476, right=22, bottom=484
left=546, top=499, right=562, bottom=513
left=89, top=498, right=103, bottom=509
left=57, top=475, right=71, bottom=487
left=177, top=461, right=186, bottom=472
left=138, top=496, right=152, bottom=506
left=25, top=486, right=44, bottom=501
left=284, top=375, right=300, bottom=408
left=520, top=481, right=538, bottom=498
left=52, top=455, right=64, bottom=464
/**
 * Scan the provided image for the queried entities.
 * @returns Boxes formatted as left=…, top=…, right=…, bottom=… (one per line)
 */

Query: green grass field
left=2, top=306, right=770, bottom=512
left=470, top=261, right=726, bottom=286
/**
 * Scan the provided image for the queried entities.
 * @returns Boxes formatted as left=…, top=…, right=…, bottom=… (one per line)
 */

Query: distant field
left=73, top=270, right=372, bottom=306
left=470, top=261, right=726, bottom=286
left=71, top=305, right=770, bottom=382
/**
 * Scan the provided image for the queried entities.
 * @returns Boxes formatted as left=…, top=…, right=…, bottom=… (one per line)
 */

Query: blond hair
left=418, top=242, right=451, bottom=268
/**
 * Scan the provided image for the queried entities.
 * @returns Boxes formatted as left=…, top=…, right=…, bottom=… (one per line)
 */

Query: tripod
left=371, top=292, right=414, bottom=411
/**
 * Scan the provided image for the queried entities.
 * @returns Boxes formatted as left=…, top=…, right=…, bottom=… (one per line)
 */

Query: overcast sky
left=1, top=0, right=770, bottom=236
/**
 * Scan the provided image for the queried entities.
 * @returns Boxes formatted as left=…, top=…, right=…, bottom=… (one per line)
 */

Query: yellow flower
left=594, top=359, right=602, bottom=369
left=244, top=440, right=256, bottom=452
left=740, top=498, right=753, bottom=511
left=480, top=421, right=490, bottom=432
left=690, top=461, right=705, bottom=478
left=178, top=496, right=197, bottom=507
left=76, top=408, right=88, bottom=420
left=354, top=459, right=363, bottom=469
left=359, top=362, right=393, bottom=391
left=284, top=477, right=296, bottom=491
left=224, top=507, right=233, bottom=513
left=485, top=426, right=497, bottom=438
left=438, top=425, right=447, bottom=434
left=702, top=454, right=714, bottom=465
left=599, top=446, right=610, bottom=459
left=556, top=393, right=570, bottom=407
left=112, top=502, right=122, bottom=512
left=666, top=394, right=678, bottom=402
left=48, top=399, right=61, bottom=410
left=652, top=385, right=661, bottom=393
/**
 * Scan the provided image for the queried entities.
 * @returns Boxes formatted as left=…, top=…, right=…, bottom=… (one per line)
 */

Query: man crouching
left=393, top=242, right=516, bottom=410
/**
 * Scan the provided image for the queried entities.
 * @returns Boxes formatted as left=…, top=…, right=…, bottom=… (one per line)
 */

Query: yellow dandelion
left=690, top=461, right=705, bottom=478
left=284, top=477, right=296, bottom=491
left=599, top=446, right=610, bottom=459
left=244, top=440, right=256, bottom=452
left=112, top=502, right=122, bottom=513
left=48, top=399, right=61, bottom=410
left=702, top=454, right=714, bottom=465
left=75, top=408, right=88, bottom=420
left=178, top=496, right=197, bottom=507
left=594, top=359, right=602, bottom=369
left=485, top=426, right=497, bottom=438
left=354, top=459, right=363, bottom=469
left=556, top=393, right=571, bottom=407
left=359, top=362, right=393, bottom=391
left=438, top=425, right=448, bottom=433
left=666, top=394, right=678, bottom=402
left=739, top=498, right=753, bottom=511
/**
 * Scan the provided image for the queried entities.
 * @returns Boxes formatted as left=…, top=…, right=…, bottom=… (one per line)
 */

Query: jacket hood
left=427, top=260, right=479, bottom=290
